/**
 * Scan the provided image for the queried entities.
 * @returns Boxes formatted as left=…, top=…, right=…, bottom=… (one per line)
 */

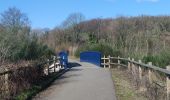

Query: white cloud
left=137, top=0, right=159, bottom=3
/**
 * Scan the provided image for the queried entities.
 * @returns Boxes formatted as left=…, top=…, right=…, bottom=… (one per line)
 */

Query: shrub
left=142, top=50, right=170, bottom=68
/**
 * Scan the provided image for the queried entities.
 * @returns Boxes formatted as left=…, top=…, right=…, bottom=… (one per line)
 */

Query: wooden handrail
left=0, top=70, right=12, bottom=76
left=0, top=56, right=61, bottom=76
left=108, top=57, right=170, bottom=76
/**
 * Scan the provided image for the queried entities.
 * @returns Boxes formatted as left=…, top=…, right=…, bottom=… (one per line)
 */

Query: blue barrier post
left=59, top=51, right=68, bottom=69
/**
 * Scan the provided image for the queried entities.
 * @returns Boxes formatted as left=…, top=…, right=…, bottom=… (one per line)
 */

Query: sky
left=0, top=0, right=169, bottom=29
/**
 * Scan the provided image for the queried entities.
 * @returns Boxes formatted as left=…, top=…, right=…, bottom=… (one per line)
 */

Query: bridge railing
left=0, top=55, right=62, bottom=99
left=101, top=56, right=170, bottom=100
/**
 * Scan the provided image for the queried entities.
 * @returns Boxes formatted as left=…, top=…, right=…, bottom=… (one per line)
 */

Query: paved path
left=33, top=59, right=116, bottom=100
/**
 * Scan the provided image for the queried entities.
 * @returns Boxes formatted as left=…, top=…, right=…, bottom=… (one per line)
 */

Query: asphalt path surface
left=33, top=59, right=116, bottom=100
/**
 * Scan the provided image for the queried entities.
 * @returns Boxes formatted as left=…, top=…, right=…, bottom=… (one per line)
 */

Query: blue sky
left=0, top=0, right=169, bottom=29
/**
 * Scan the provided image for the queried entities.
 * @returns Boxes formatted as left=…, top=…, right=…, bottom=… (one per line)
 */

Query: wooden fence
left=0, top=56, right=61, bottom=99
left=101, top=55, right=170, bottom=100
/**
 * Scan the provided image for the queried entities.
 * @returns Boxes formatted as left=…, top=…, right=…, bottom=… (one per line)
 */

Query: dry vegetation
left=112, top=68, right=147, bottom=100
left=0, top=61, right=44, bottom=99
left=110, top=59, right=168, bottom=100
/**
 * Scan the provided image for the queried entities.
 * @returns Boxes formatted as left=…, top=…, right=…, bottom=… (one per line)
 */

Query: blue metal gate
left=80, top=51, right=101, bottom=66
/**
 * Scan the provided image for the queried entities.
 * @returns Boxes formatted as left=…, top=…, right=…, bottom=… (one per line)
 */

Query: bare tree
left=0, top=7, right=31, bottom=61
left=62, top=13, right=85, bottom=28
left=1, top=7, right=30, bottom=33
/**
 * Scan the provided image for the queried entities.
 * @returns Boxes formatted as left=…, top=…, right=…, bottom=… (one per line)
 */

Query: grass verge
left=111, top=68, right=147, bottom=100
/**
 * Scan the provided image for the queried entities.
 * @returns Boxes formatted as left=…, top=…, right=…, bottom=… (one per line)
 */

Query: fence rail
left=0, top=56, right=61, bottom=76
left=101, top=56, right=170, bottom=100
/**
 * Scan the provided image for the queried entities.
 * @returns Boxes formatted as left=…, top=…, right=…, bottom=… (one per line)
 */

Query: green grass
left=14, top=86, right=41, bottom=100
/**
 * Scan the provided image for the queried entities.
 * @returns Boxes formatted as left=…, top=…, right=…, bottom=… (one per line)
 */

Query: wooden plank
left=131, top=58, right=135, bottom=76
left=108, top=55, right=111, bottom=68
left=5, top=68, right=9, bottom=95
left=138, top=60, right=142, bottom=80
left=118, top=56, right=120, bottom=69
left=101, top=63, right=110, bottom=65
left=53, top=56, right=56, bottom=72
left=47, top=59, right=50, bottom=75
left=128, top=57, right=131, bottom=71
left=101, top=58, right=109, bottom=60
left=148, top=62, right=153, bottom=84
left=0, top=70, right=12, bottom=76
left=104, top=55, right=106, bottom=68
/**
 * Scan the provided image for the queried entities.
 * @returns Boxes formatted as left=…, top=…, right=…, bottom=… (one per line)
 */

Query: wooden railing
left=46, top=56, right=62, bottom=75
left=0, top=56, right=61, bottom=75
left=101, top=56, right=170, bottom=100
left=0, top=55, right=61, bottom=99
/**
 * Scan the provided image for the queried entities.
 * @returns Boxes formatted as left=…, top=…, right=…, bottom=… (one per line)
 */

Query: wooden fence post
left=131, top=58, right=135, bottom=75
left=57, top=56, right=61, bottom=70
left=148, top=62, right=152, bottom=84
left=128, top=57, right=131, bottom=71
left=108, top=55, right=111, bottom=68
left=47, top=59, right=50, bottom=75
left=53, top=56, right=56, bottom=72
left=138, top=60, right=145, bottom=91
left=104, top=55, right=106, bottom=68
left=118, top=56, right=120, bottom=69
left=5, top=68, right=9, bottom=95
left=138, top=60, right=142, bottom=81
left=166, top=66, right=170, bottom=100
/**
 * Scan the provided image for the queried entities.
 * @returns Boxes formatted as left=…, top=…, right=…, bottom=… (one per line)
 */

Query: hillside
left=41, top=15, right=170, bottom=67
